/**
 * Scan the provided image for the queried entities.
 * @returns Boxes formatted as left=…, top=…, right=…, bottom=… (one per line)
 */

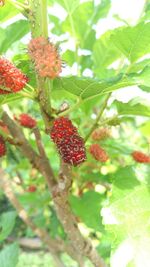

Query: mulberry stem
left=85, top=93, right=111, bottom=142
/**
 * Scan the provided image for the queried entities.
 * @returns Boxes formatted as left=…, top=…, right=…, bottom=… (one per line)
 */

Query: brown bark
left=52, top=163, right=107, bottom=267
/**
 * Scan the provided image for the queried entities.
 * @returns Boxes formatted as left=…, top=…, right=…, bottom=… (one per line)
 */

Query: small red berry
left=17, top=114, right=37, bottom=129
left=0, top=135, right=6, bottom=157
left=89, top=144, right=109, bottom=162
left=50, top=117, right=86, bottom=166
left=28, top=37, right=62, bottom=79
left=27, top=185, right=37, bottom=192
left=132, top=151, right=150, bottom=163
left=92, top=128, right=111, bottom=141
left=0, top=57, right=28, bottom=94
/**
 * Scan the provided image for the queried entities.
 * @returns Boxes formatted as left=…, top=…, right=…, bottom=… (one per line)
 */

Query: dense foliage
left=0, top=1, right=150, bottom=267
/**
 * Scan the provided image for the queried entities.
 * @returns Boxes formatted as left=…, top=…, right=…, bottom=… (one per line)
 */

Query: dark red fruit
left=132, top=151, right=150, bottom=163
left=50, top=117, right=86, bottom=166
left=27, top=185, right=37, bottom=193
left=89, top=144, right=109, bottom=163
left=0, top=57, right=28, bottom=94
left=17, top=114, right=37, bottom=129
left=0, top=135, right=6, bottom=157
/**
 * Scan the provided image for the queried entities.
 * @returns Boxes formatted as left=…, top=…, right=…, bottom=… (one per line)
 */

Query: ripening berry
left=28, top=37, right=62, bottom=79
left=132, top=151, right=150, bottom=163
left=0, top=135, right=6, bottom=157
left=17, top=114, right=37, bottom=129
left=27, top=185, right=37, bottom=193
left=0, top=57, right=28, bottom=94
left=0, top=121, right=9, bottom=134
left=89, top=144, right=109, bottom=162
left=50, top=117, right=86, bottom=166
left=92, top=128, right=111, bottom=141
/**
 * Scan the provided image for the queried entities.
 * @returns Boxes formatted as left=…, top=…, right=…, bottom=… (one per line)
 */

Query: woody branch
left=2, top=111, right=107, bottom=267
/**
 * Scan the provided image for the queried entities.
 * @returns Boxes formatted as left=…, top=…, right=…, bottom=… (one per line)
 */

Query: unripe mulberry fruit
left=50, top=117, right=86, bottom=166
left=28, top=37, right=62, bottom=79
left=27, top=185, right=37, bottom=193
left=89, top=144, right=109, bottom=162
left=92, top=128, right=111, bottom=141
left=17, top=114, right=37, bottom=129
left=0, top=57, right=28, bottom=94
left=132, top=151, right=150, bottom=163
left=0, top=135, right=6, bottom=157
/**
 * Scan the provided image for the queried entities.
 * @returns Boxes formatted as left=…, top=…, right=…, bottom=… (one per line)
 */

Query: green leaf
left=133, top=66, right=150, bottom=91
left=114, top=99, right=150, bottom=117
left=19, top=191, right=50, bottom=208
left=62, top=2, right=96, bottom=49
left=0, top=243, right=19, bottom=267
left=61, top=1, right=110, bottom=50
left=0, top=94, right=23, bottom=106
left=93, top=31, right=121, bottom=78
left=128, top=58, right=150, bottom=73
left=56, top=0, right=79, bottom=14
left=62, top=50, right=76, bottom=66
left=0, top=3, right=19, bottom=22
left=0, top=211, right=17, bottom=242
left=0, top=20, right=29, bottom=53
left=103, top=167, right=150, bottom=267
left=54, top=75, right=135, bottom=100
left=111, top=22, right=150, bottom=62
left=49, top=208, right=66, bottom=239
left=111, top=167, right=140, bottom=202
left=0, top=28, right=6, bottom=46
left=92, top=0, right=111, bottom=22
left=140, top=121, right=150, bottom=137
left=70, top=191, right=104, bottom=232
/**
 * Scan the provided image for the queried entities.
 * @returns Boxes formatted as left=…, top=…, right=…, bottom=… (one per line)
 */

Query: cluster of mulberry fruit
left=132, top=151, right=150, bottom=163
left=89, top=144, right=109, bottom=163
left=0, top=57, right=28, bottom=94
left=50, top=117, right=86, bottom=166
left=28, top=37, right=62, bottom=79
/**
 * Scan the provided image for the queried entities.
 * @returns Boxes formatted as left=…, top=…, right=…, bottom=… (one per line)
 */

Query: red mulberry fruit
left=28, top=37, right=62, bottom=79
left=89, top=144, right=109, bottom=162
left=17, top=114, right=37, bottom=129
left=50, top=117, right=86, bottom=166
left=132, top=151, right=150, bottom=163
left=0, top=57, right=28, bottom=94
left=0, top=135, right=6, bottom=157
left=27, top=185, right=37, bottom=192
left=92, top=128, right=111, bottom=141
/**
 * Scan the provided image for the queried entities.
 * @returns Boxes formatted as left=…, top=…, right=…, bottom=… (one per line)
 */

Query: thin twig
left=33, top=127, right=47, bottom=158
left=85, top=93, right=111, bottom=142
left=2, top=111, right=56, bottom=189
